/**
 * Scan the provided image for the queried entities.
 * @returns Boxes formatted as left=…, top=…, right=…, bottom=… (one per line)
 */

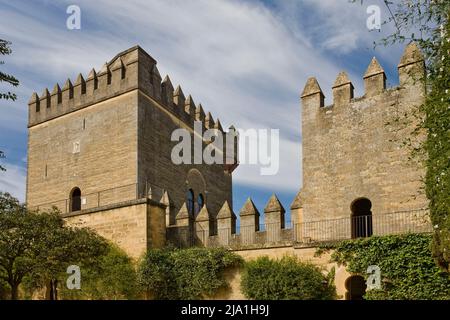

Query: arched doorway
left=345, top=275, right=367, bottom=300
left=351, top=198, right=373, bottom=238
left=70, top=187, right=81, bottom=212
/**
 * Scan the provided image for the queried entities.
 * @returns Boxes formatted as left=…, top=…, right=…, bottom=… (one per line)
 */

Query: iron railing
left=29, top=181, right=167, bottom=214
left=293, top=209, right=432, bottom=244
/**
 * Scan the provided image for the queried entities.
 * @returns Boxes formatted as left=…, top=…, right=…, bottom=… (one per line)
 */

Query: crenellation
left=184, top=95, right=196, bottom=118
left=173, top=85, right=185, bottom=110
left=161, top=75, right=174, bottom=107
left=195, top=104, right=206, bottom=123
left=332, top=71, right=354, bottom=107
left=205, top=112, right=215, bottom=129
left=364, top=57, right=386, bottom=97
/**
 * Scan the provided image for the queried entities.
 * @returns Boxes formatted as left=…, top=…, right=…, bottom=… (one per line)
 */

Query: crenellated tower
left=26, top=46, right=239, bottom=245
left=297, top=42, right=428, bottom=238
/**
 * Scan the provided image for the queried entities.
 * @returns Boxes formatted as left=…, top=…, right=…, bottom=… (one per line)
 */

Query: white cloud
left=0, top=0, right=406, bottom=196
left=0, top=163, right=26, bottom=202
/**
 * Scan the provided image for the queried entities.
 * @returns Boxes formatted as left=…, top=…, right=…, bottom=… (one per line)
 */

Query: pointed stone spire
left=62, top=78, right=73, bottom=91
left=290, top=190, right=303, bottom=227
left=40, top=88, right=51, bottom=109
left=29, top=92, right=39, bottom=104
left=214, top=118, right=223, bottom=131
left=217, top=201, right=237, bottom=239
left=52, top=83, right=61, bottom=95
left=398, top=42, right=424, bottom=68
left=62, top=78, right=74, bottom=99
left=195, top=104, right=205, bottom=122
left=364, top=57, right=386, bottom=97
left=98, top=62, right=109, bottom=75
left=75, top=73, right=86, bottom=94
left=87, top=68, right=97, bottom=80
left=217, top=201, right=235, bottom=219
left=301, top=77, right=323, bottom=98
left=398, top=42, right=425, bottom=86
left=290, top=191, right=302, bottom=210
left=40, top=88, right=50, bottom=99
left=240, top=198, right=260, bottom=216
left=205, top=112, right=214, bottom=129
left=29, top=92, right=40, bottom=111
left=196, top=205, right=210, bottom=222
left=264, top=194, right=285, bottom=214
left=173, top=85, right=185, bottom=108
left=332, top=71, right=354, bottom=106
left=161, top=75, right=174, bottom=105
left=175, top=202, right=193, bottom=228
left=150, top=65, right=162, bottom=99
left=301, top=77, right=324, bottom=108
left=185, top=94, right=195, bottom=117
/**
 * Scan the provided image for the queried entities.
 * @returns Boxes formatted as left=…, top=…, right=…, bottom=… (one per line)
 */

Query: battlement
left=28, top=46, right=224, bottom=132
left=301, top=42, right=425, bottom=111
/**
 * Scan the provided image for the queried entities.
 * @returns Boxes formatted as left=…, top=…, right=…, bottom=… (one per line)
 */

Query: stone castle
left=26, top=43, right=431, bottom=299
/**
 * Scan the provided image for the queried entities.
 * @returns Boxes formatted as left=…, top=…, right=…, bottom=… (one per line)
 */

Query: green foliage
left=138, top=247, right=242, bottom=300
left=355, top=0, right=450, bottom=271
left=0, top=39, right=19, bottom=101
left=56, top=245, right=139, bottom=300
left=240, top=255, right=336, bottom=300
left=318, top=234, right=450, bottom=300
left=0, top=192, right=109, bottom=299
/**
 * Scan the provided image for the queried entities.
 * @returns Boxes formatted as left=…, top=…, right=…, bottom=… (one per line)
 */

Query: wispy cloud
left=0, top=0, right=408, bottom=202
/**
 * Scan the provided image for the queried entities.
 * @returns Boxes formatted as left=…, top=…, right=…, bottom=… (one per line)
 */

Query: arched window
left=351, top=198, right=373, bottom=238
left=196, top=193, right=204, bottom=215
left=186, top=189, right=194, bottom=217
left=345, top=275, right=367, bottom=300
left=70, top=187, right=81, bottom=212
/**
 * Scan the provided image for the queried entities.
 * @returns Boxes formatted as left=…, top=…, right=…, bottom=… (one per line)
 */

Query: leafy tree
left=241, top=255, right=336, bottom=300
left=138, top=247, right=242, bottom=300
left=55, top=245, right=139, bottom=300
left=0, top=39, right=19, bottom=101
left=0, top=192, right=109, bottom=300
left=353, top=0, right=450, bottom=271
left=0, top=39, right=19, bottom=172
left=318, top=234, right=450, bottom=300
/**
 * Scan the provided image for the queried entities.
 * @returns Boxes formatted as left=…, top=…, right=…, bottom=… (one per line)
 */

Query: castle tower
left=298, top=43, right=428, bottom=239
left=26, top=46, right=238, bottom=256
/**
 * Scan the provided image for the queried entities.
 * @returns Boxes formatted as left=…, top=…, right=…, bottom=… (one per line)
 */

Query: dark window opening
left=196, top=193, right=204, bottom=216
left=351, top=198, right=373, bottom=238
left=186, top=189, right=194, bottom=217
left=345, top=275, right=367, bottom=300
left=70, top=187, right=81, bottom=212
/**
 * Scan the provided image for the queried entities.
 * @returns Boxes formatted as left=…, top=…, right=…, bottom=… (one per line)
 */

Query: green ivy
left=240, top=255, right=337, bottom=300
left=317, top=234, right=450, bottom=300
left=138, top=247, right=242, bottom=300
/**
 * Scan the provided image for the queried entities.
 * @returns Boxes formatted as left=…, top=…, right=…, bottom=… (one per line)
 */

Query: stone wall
left=63, top=199, right=165, bottom=259
left=299, top=43, right=428, bottom=225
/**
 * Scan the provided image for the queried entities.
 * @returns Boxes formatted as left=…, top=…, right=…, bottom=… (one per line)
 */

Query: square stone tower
left=295, top=43, right=429, bottom=240
left=26, top=46, right=238, bottom=253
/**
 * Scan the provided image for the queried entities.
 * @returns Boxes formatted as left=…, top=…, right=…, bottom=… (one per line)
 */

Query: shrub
left=318, top=234, right=450, bottom=300
left=240, top=255, right=336, bottom=300
left=138, top=247, right=242, bottom=299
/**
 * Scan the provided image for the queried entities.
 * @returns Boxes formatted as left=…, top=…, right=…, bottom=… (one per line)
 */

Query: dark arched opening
left=345, top=275, right=367, bottom=300
left=70, top=187, right=81, bottom=212
left=351, top=198, right=373, bottom=238
left=196, top=193, right=204, bottom=216
left=186, top=189, right=194, bottom=217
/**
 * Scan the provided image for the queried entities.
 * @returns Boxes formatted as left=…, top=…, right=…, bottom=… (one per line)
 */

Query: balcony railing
left=29, top=182, right=167, bottom=214
left=294, top=209, right=432, bottom=244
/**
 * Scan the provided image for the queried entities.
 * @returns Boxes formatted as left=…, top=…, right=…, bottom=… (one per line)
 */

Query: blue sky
left=0, top=0, right=406, bottom=218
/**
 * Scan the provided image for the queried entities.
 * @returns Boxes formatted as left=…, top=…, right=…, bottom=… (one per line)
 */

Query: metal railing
left=29, top=181, right=167, bottom=214
left=294, top=209, right=432, bottom=244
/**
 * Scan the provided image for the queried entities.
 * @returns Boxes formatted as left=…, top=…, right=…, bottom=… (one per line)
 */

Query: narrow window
left=70, top=187, right=81, bottom=212
left=186, top=189, right=194, bottom=217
